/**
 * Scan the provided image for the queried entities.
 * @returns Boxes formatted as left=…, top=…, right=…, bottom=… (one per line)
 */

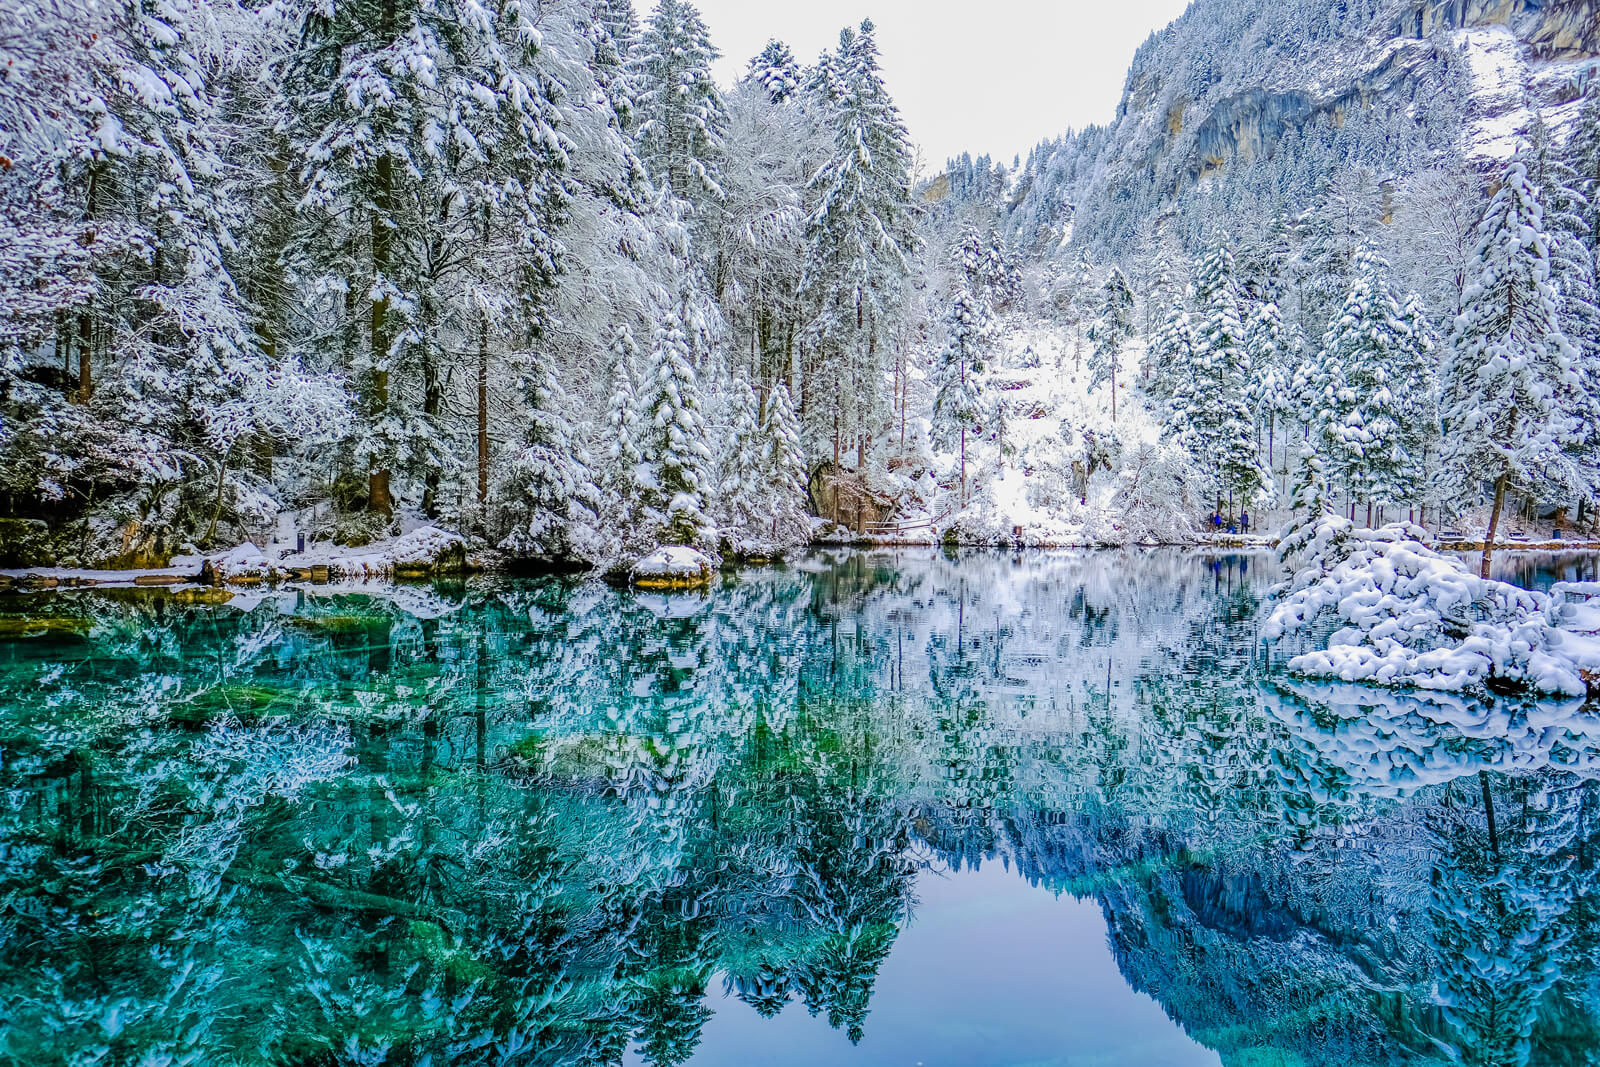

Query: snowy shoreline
left=8, top=536, right=1600, bottom=593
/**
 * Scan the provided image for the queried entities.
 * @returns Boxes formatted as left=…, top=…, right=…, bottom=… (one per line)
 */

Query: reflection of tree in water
left=2, top=550, right=1600, bottom=1064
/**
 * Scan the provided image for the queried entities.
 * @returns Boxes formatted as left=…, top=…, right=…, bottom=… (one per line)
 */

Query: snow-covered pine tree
left=1243, top=301, right=1294, bottom=477
left=283, top=0, right=571, bottom=519
left=1317, top=249, right=1414, bottom=518
left=1276, top=445, right=1336, bottom=570
left=1442, top=152, right=1586, bottom=578
left=1393, top=291, right=1441, bottom=519
left=1290, top=167, right=1385, bottom=339
left=19, top=0, right=320, bottom=548
left=718, top=377, right=765, bottom=544
left=1147, top=292, right=1195, bottom=406
left=952, top=226, right=986, bottom=289
left=760, top=382, right=811, bottom=547
left=931, top=284, right=994, bottom=505
left=1086, top=267, right=1134, bottom=423
left=591, top=0, right=640, bottom=130
left=800, top=19, right=918, bottom=464
left=641, top=301, right=715, bottom=546
left=0, top=2, right=103, bottom=496
left=980, top=228, right=1024, bottom=312
left=605, top=324, right=644, bottom=523
left=746, top=40, right=802, bottom=105
left=631, top=0, right=725, bottom=202
left=1181, top=239, right=1273, bottom=514
left=1536, top=120, right=1600, bottom=509
left=1573, top=88, right=1600, bottom=258
left=499, top=364, right=595, bottom=559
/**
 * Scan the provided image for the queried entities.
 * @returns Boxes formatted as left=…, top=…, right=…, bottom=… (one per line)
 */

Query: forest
left=1, top=0, right=1599, bottom=574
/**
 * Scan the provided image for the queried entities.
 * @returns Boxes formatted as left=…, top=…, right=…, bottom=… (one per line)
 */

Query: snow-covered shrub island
left=1264, top=513, right=1600, bottom=697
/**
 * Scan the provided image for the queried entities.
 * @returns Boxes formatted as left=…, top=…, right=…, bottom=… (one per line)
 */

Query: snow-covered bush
left=1099, top=441, right=1203, bottom=545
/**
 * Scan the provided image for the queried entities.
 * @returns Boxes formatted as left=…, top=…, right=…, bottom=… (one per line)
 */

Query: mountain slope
left=1002, top=0, right=1600, bottom=256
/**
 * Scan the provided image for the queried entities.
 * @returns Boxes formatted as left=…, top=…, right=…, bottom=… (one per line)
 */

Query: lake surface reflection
left=2, top=548, right=1598, bottom=1066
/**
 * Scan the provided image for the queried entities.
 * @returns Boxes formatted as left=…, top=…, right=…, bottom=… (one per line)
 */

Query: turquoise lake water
left=1, top=548, right=1597, bottom=1066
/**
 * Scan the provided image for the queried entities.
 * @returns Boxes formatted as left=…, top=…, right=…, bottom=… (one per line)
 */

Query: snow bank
left=1263, top=516, right=1600, bottom=697
left=201, top=526, right=470, bottom=584
left=630, top=546, right=715, bottom=588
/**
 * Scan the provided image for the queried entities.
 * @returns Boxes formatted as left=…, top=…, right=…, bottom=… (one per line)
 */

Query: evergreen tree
left=642, top=301, right=714, bottom=546
left=1147, top=292, right=1195, bottom=406
left=591, top=0, right=640, bottom=130
left=282, top=0, right=570, bottom=518
left=1244, top=301, right=1294, bottom=476
left=1317, top=249, right=1415, bottom=515
left=1276, top=445, right=1335, bottom=567
left=1394, top=291, right=1441, bottom=515
left=761, top=382, right=811, bottom=547
left=1536, top=120, right=1600, bottom=504
left=1291, top=167, right=1385, bottom=337
left=1179, top=240, right=1273, bottom=513
left=980, top=228, right=1024, bottom=312
left=631, top=0, right=725, bottom=201
left=931, top=285, right=993, bottom=505
left=1, top=0, right=256, bottom=530
left=1087, top=267, right=1134, bottom=423
left=1442, top=153, right=1587, bottom=578
left=605, top=324, right=644, bottom=521
left=1573, top=89, right=1600, bottom=254
left=801, top=19, right=918, bottom=462
left=718, top=377, right=766, bottom=541
left=746, top=40, right=802, bottom=105
left=499, top=365, right=594, bottom=558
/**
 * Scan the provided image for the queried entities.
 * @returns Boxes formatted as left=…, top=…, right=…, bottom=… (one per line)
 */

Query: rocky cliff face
left=1008, top=0, right=1599, bottom=255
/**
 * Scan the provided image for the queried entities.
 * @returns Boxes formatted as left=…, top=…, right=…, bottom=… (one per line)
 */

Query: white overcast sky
left=690, top=0, right=1194, bottom=171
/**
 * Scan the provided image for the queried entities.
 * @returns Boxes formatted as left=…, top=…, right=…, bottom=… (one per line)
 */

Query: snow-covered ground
left=0, top=524, right=474, bottom=590
left=876, top=324, right=1215, bottom=547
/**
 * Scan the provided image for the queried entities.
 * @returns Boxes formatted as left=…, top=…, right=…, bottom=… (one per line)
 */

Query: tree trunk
left=477, top=316, right=490, bottom=513
left=76, top=311, right=92, bottom=404
left=960, top=428, right=967, bottom=506
left=368, top=150, right=395, bottom=518
left=203, top=447, right=234, bottom=548
left=421, top=291, right=441, bottom=515
left=1110, top=366, right=1117, bottom=423
left=1481, top=468, right=1509, bottom=580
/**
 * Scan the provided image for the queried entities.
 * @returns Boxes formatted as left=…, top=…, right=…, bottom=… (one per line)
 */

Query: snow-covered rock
left=203, top=542, right=275, bottom=584
left=630, top=546, right=715, bottom=589
left=284, top=525, right=471, bottom=581
left=387, top=526, right=468, bottom=574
